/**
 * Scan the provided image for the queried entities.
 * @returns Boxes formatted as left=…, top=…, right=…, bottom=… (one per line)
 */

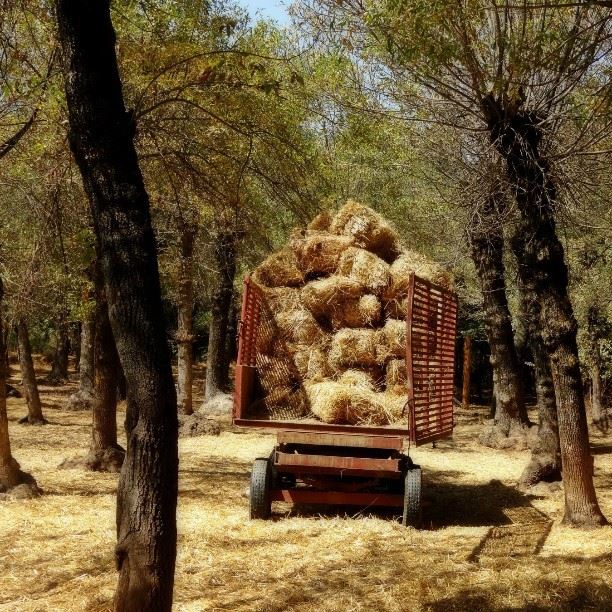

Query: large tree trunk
left=47, top=314, right=70, bottom=384
left=483, top=94, right=606, bottom=527
left=0, top=280, right=39, bottom=496
left=88, top=268, right=124, bottom=472
left=177, top=227, right=195, bottom=416
left=514, top=258, right=561, bottom=488
left=17, top=320, right=46, bottom=425
left=468, top=191, right=529, bottom=446
left=57, top=2, right=178, bottom=610
left=68, top=310, right=96, bottom=410
left=204, top=228, right=237, bottom=399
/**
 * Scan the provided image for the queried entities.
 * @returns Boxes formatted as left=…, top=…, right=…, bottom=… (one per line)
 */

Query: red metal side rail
left=406, top=273, right=458, bottom=445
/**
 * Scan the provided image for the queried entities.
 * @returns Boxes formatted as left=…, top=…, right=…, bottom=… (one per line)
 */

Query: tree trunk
left=17, top=320, right=46, bottom=425
left=513, top=234, right=561, bottom=489
left=590, top=347, right=605, bottom=429
left=47, top=314, right=70, bottom=384
left=88, top=268, right=124, bottom=472
left=0, top=290, right=20, bottom=490
left=482, top=94, right=606, bottom=526
left=468, top=190, right=529, bottom=445
left=57, top=2, right=178, bottom=610
left=69, top=311, right=96, bottom=410
left=0, top=279, right=38, bottom=495
left=177, top=227, right=195, bottom=416
left=204, top=228, right=237, bottom=399
left=461, top=335, right=472, bottom=410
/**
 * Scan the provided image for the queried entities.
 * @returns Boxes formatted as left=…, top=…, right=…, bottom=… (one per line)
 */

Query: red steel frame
left=234, top=273, right=458, bottom=446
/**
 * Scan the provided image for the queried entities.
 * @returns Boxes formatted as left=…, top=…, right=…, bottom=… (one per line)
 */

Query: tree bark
left=468, top=193, right=529, bottom=435
left=0, top=279, right=38, bottom=495
left=88, top=267, right=124, bottom=472
left=483, top=94, right=606, bottom=526
left=69, top=311, right=96, bottom=410
left=590, top=347, right=605, bottom=429
left=57, top=2, right=179, bottom=610
left=461, top=335, right=472, bottom=410
left=47, top=314, right=70, bottom=384
left=514, top=259, right=561, bottom=488
left=17, top=320, right=46, bottom=425
left=204, top=228, right=237, bottom=399
left=177, top=227, right=195, bottom=416
left=0, top=283, right=21, bottom=490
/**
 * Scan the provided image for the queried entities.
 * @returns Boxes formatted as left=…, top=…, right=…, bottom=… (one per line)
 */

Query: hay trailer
left=234, top=273, right=458, bottom=527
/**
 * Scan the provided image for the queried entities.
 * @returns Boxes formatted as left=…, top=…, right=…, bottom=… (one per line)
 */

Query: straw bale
left=385, top=296, right=408, bottom=319
left=274, top=307, right=325, bottom=345
left=301, top=276, right=363, bottom=318
left=252, top=248, right=303, bottom=288
left=337, top=247, right=390, bottom=295
left=306, top=382, right=406, bottom=425
left=291, top=231, right=354, bottom=276
left=386, top=358, right=408, bottom=394
left=330, top=294, right=382, bottom=329
left=337, top=368, right=380, bottom=391
left=261, top=287, right=301, bottom=313
left=382, top=392, right=408, bottom=422
left=256, top=354, right=300, bottom=395
left=292, top=346, right=331, bottom=382
left=255, top=318, right=276, bottom=355
left=251, top=386, right=310, bottom=420
left=305, top=382, right=386, bottom=425
left=328, top=328, right=385, bottom=369
left=330, top=201, right=401, bottom=262
left=307, top=211, right=333, bottom=231
left=381, top=318, right=407, bottom=360
left=384, top=250, right=455, bottom=302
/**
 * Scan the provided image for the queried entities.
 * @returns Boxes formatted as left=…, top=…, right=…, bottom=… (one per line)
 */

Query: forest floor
left=0, top=360, right=611, bottom=612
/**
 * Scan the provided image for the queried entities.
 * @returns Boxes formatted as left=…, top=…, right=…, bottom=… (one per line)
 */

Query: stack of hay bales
left=251, top=200, right=454, bottom=426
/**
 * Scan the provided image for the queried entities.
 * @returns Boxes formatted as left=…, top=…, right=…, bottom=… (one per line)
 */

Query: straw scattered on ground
left=1, top=361, right=611, bottom=611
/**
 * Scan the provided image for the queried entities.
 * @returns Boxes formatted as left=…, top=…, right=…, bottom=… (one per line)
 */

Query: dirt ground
left=0, top=361, right=611, bottom=612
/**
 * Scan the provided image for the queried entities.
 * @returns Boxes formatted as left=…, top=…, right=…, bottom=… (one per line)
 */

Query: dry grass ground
left=0, top=361, right=611, bottom=611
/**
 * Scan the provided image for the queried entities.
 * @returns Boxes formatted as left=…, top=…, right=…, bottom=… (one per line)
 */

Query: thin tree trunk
left=87, top=266, right=124, bottom=472
left=468, top=190, right=529, bottom=441
left=0, top=285, right=20, bottom=490
left=57, top=2, right=178, bottom=610
left=47, top=314, right=70, bottom=384
left=177, top=227, right=195, bottom=416
left=462, top=335, right=472, bottom=410
left=69, top=310, right=95, bottom=410
left=0, top=279, right=38, bottom=495
left=590, top=350, right=605, bottom=428
left=482, top=94, right=606, bottom=526
left=204, top=228, right=237, bottom=399
left=17, top=320, right=46, bottom=425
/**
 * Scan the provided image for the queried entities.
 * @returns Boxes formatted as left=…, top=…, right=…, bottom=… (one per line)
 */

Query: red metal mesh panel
left=406, top=274, right=458, bottom=445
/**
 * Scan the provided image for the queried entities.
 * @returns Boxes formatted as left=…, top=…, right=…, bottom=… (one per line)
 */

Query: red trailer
left=234, top=273, right=458, bottom=527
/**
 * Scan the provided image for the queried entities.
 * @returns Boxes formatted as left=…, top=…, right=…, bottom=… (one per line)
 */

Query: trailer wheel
left=250, top=458, right=272, bottom=520
left=402, top=466, right=422, bottom=528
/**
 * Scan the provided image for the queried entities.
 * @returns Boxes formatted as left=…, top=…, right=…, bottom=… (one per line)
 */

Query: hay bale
left=306, top=382, right=406, bottom=425
left=382, top=392, right=408, bottom=422
left=386, top=358, right=408, bottom=394
left=337, top=247, right=390, bottom=295
left=330, top=201, right=401, bottom=262
left=337, top=368, right=381, bottom=391
left=255, top=317, right=276, bottom=355
left=274, top=307, right=325, bottom=345
left=330, top=294, right=382, bottom=329
left=328, top=328, right=385, bottom=369
left=384, top=250, right=455, bottom=303
left=301, top=276, right=363, bottom=318
left=291, top=230, right=354, bottom=276
left=251, top=387, right=310, bottom=420
left=384, top=296, right=408, bottom=319
left=292, top=346, right=331, bottom=382
left=308, top=211, right=332, bottom=231
left=252, top=248, right=303, bottom=288
left=381, top=319, right=406, bottom=360
left=256, top=354, right=300, bottom=394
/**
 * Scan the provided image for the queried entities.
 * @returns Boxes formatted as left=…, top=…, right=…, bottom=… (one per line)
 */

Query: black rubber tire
left=250, top=458, right=272, bottom=520
left=402, top=466, right=422, bottom=528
